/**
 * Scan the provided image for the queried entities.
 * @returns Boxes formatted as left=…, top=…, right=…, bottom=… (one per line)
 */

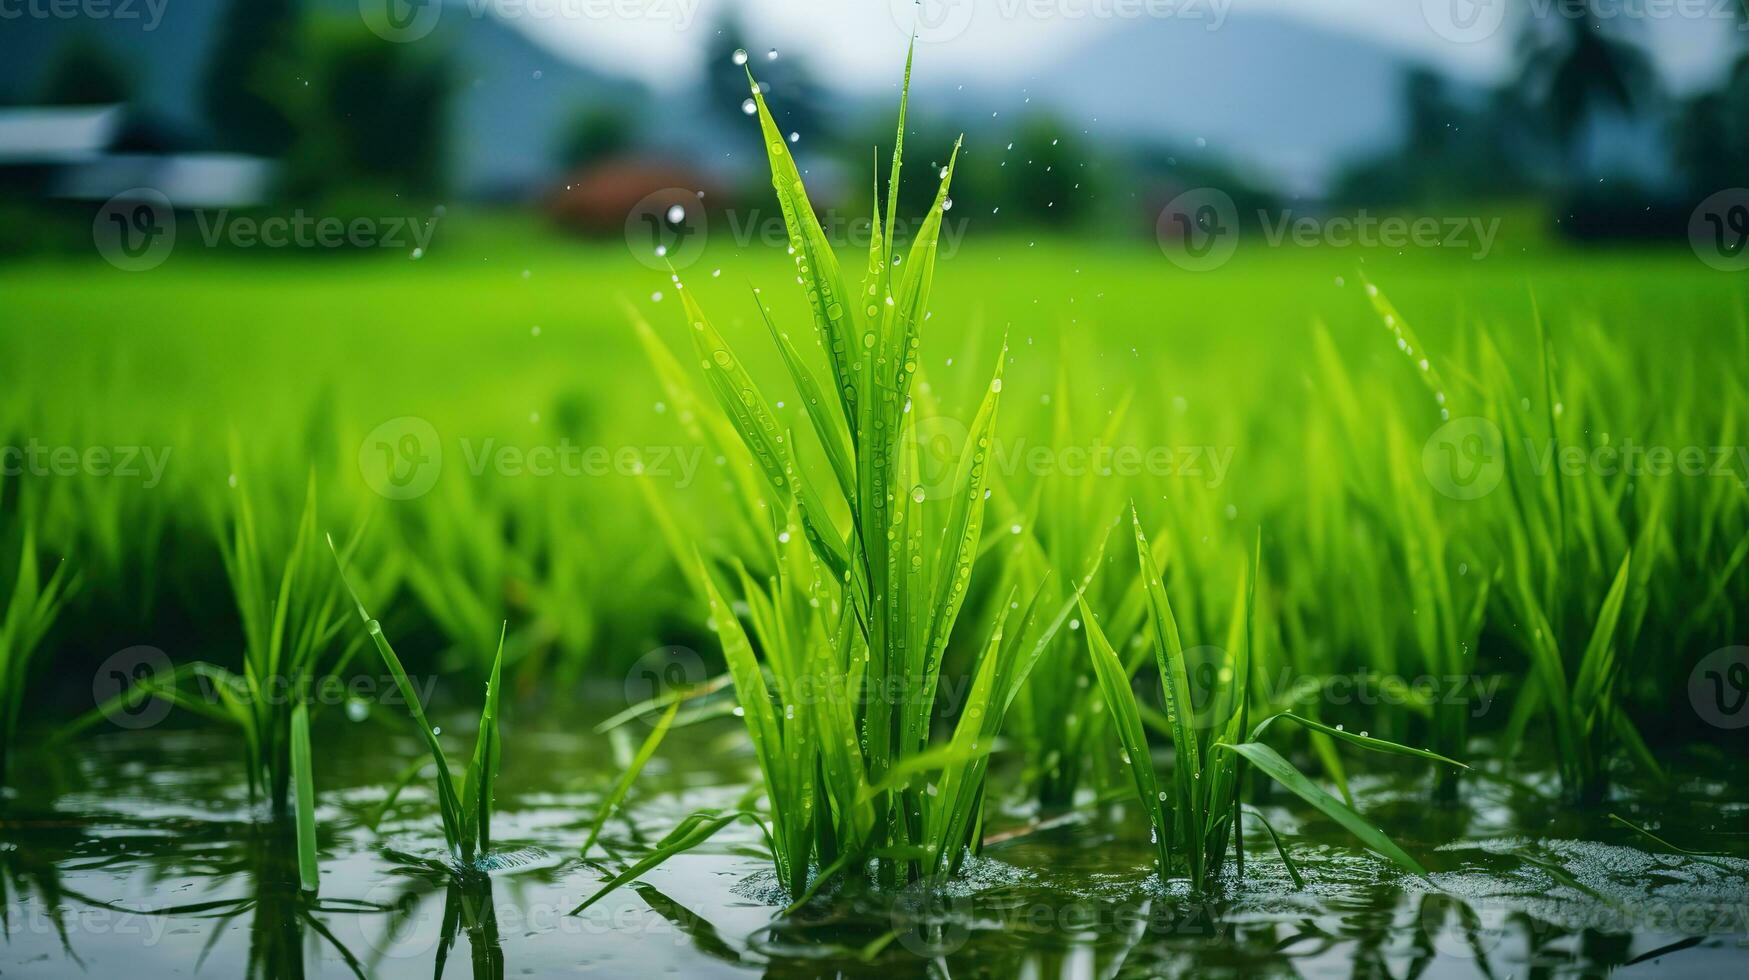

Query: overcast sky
left=502, top=0, right=1740, bottom=94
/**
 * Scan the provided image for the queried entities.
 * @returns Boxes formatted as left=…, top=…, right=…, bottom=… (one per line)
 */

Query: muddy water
left=3, top=705, right=1745, bottom=978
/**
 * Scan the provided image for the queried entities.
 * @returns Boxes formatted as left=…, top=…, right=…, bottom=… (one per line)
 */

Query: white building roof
left=0, top=105, right=124, bottom=164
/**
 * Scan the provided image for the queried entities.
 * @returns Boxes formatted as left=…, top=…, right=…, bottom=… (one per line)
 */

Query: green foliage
left=1084, top=515, right=1461, bottom=889
left=575, top=48, right=1084, bottom=910
left=0, top=504, right=78, bottom=786
left=273, top=18, right=450, bottom=202
left=331, top=540, right=504, bottom=868
left=201, top=0, right=299, bottom=155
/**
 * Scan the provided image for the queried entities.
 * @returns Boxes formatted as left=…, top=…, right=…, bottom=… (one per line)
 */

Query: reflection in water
left=436, top=877, right=503, bottom=980
left=3, top=720, right=1746, bottom=977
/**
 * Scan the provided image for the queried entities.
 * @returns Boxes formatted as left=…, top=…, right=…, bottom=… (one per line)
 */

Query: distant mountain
left=0, top=0, right=643, bottom=195
left=916, top=12, right=1431, bottom=192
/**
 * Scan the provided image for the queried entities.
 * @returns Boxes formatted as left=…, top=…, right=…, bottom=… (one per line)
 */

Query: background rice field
left=4, top=210, right=1748, bottom=975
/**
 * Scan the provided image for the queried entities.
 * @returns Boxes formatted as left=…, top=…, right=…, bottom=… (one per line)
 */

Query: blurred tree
left=1003, top=116, right=1086, bottom=227
left=273, top=20, right=450, bottom=202
left=705, top=10, right=755, bottom=122
left=558, top=105, right=635, bottom=170
left=1516, top=3, right=1655, bottom=169
left=202, top=0, right=299, bottom=155
left=1333, top=68, right=1544, bottom=206
left=1675, top=55, right=1749, bottom=196
left=36, top=35, right=132, bottom=106
left=704, top=11, right=828, bottom=151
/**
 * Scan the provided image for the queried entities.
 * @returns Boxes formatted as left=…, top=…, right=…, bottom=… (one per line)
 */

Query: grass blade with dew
left=329, top=535, right=467, bottom=863
left=1079, top=595, right=1172, bottom=880
left=582, top=700, right=680, bottom=859
left=291, top=701, right=320, bottom=892
left=1217, top=741, right=1428, bottom=878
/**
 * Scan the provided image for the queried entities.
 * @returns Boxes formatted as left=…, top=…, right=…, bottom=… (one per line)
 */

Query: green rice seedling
left=1469, top=318, right=1667, bottom=803
left=330, top=539, right=672, bottom=872
left=988, top=366, right=1133, bottom=808
left=0, top=500, right=79, bottom=788
left=389, top=477, right=526, bottom=681
left=331, top=538, right=505, bottom=870
left=573, top=48, right=1079, bottom=910
left=1084, top=507, right=1464, bottom=891
left=66, top=469, right=357, bottom=890
left=1347, top=289, right=1498, bottom=793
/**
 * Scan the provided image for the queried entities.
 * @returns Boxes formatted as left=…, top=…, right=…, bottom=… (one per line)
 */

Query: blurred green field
left=2, top=214, right=1745, bottom=725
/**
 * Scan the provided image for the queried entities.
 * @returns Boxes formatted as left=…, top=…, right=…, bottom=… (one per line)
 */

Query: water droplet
left=767, top=48, right=778, bottom=61
left=732, top=48, right=748, bottom=66
left=741, top=98, right=757, bottom=115
left=665, top=203, right=685, bottom=224
left=941, top=197, right=953, bottom=211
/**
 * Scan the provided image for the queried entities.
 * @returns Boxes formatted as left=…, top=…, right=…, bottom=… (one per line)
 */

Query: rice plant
left=331, top=536, right=507, bottom=871
left=1083, top=507, right=1464, bottom=890
left=331, top=538, right=672, bottom=874
left=573, top=48, right=1085, bottom=910
left=0, top=502, right=78, bottom=788
left=67, top=469, right=356, bottom=890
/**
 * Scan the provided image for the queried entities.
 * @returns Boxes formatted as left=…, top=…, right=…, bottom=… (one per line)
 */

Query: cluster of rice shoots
left=0, top=490, right=78, bottom=787
left=66, top=466, right=360, bottom=890
left=1083, top=507, right=1465, bottom=890
left=575, top=49, right=1077, bottom=910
